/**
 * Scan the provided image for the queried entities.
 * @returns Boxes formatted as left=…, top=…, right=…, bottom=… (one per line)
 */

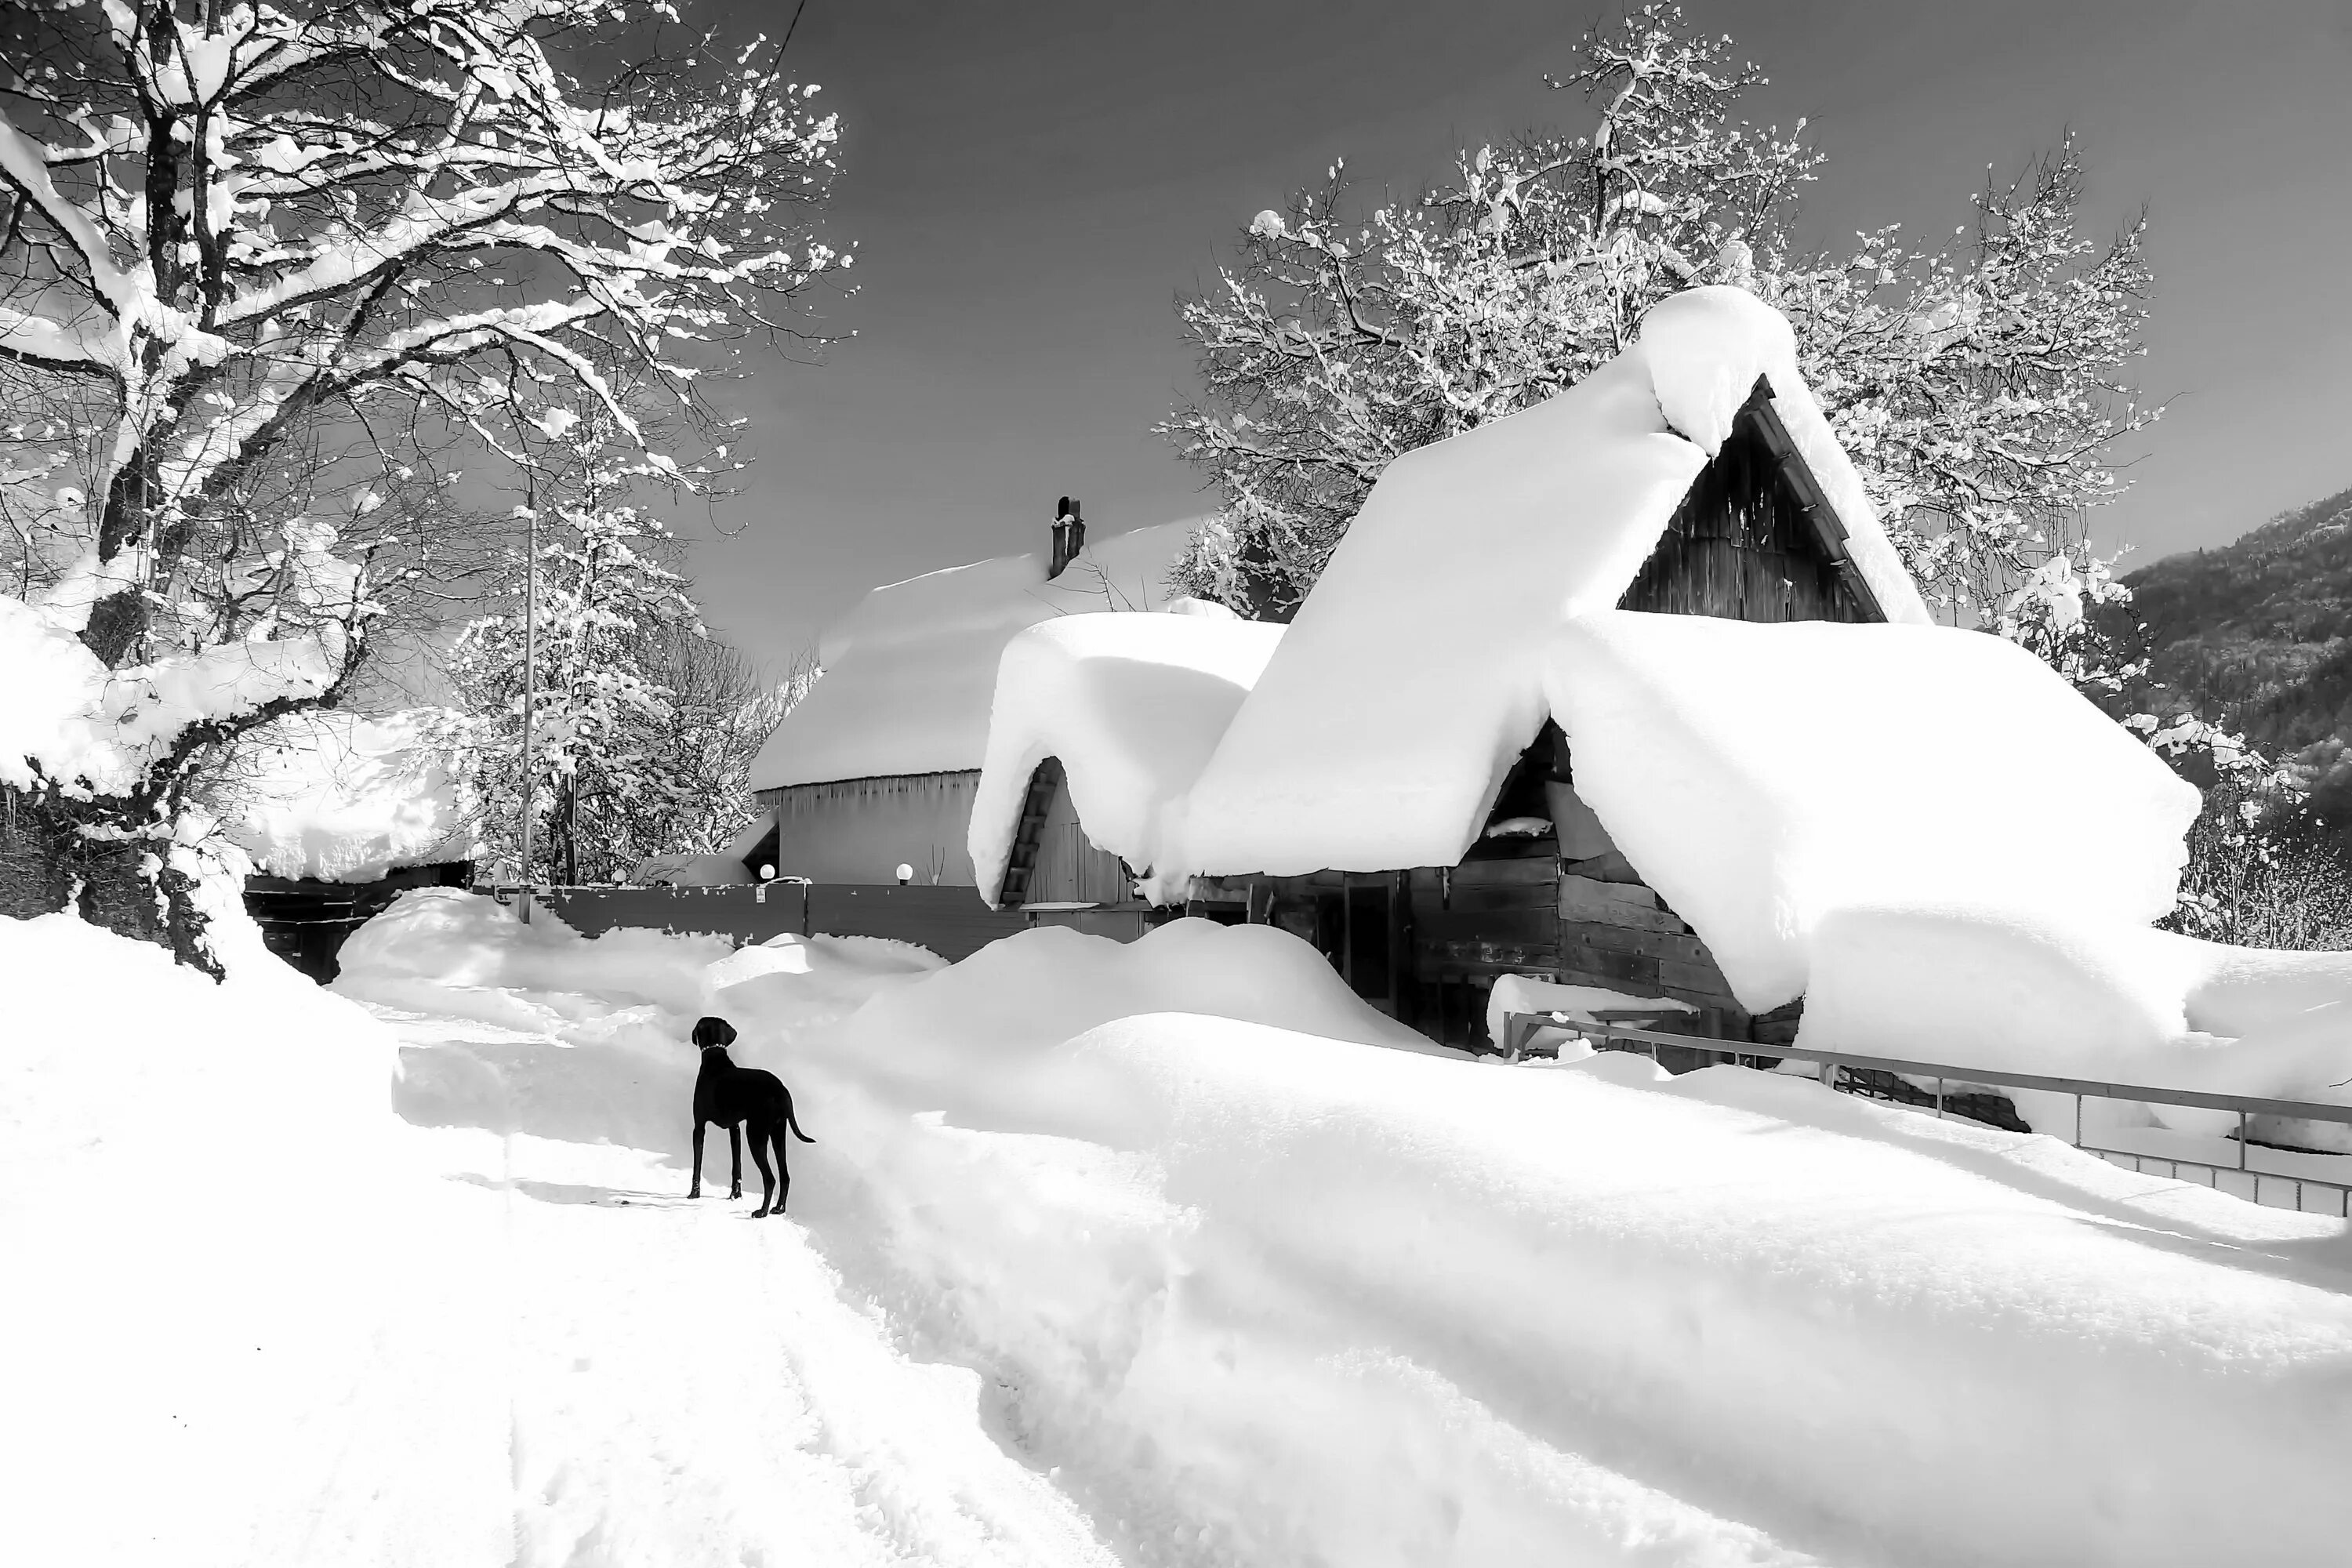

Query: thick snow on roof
left=966, top=611, right=1287, bottom=904
left=220, top=708, right=477, bottom=883
left=749, top=520, right=1199, bottom=790
left=1545, top=612, right=2199, bottom=1011
left=1162, top=287, right=1931, bottom=883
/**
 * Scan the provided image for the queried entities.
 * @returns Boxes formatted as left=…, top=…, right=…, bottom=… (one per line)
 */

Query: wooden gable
left=1617, top=376, right=1886, bottom=625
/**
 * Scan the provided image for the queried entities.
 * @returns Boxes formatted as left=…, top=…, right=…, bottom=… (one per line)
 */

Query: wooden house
left=739, top=502, right=1200, bottom=935
left=967, top=286, right=1939, bottom=1050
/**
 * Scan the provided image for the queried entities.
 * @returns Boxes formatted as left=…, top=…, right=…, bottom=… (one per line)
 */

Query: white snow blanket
left=967, top=612, right=1286, bottom=904
left=20, top=895, right=2352, bottom=1566
left=220, top=708, right=476, bottom=882
left=749, top=520, right=1200, bottom=790
left=1160, top=287, right=1929, bottom=883
left=4, top=898, right=1114, bottom=1568
left=1546, top=611, right=2201, bottom=1011
left=710, top=920, right=2352, bottom=1567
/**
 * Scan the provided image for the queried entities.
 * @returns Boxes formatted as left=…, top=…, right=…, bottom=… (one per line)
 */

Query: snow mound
left=1801, top=903, right=2352, bottom=1127
left=967, top=612, right=1285, bottom=903
left=1154, top=288, right=1931, bottom=886
left=739, top=927, right=2352, bottom=1568
left=220, top=707, right=476, bottom=882
left=749, top=521, right=1201, bottom=789
left=0, top=907, right=447, bottom=1565
left=335, top=887, right=734, bottom=1035
left=1546, top=611, right=2200, bottom=1010
left=721, top=920, right=1447, bottom=1138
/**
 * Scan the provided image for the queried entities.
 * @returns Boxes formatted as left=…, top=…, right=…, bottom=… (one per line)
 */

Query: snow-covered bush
left=0, top=0, right=845, bottom=971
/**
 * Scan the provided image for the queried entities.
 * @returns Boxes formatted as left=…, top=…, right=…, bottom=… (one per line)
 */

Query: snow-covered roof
left=221, top=708, right=477, bottom=884
left=967, top=608, right=1287, bottom=902
left=1541, top=612, right=2199, bottom=1011
left=748, top=519, right=1201, bottom=790
left=1160, top=286, right=1933, bottom=882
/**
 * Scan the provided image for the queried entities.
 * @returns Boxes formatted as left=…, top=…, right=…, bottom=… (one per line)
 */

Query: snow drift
left=335, top=886, right=734, bottom=1030
left=1800, top=904, right=2352, bottom=1126
left=702, top=920, right=2352, bottom=1568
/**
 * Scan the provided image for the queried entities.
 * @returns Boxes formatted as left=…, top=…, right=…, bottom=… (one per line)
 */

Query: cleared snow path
left=372, top=1007, right=1120, bottom=1568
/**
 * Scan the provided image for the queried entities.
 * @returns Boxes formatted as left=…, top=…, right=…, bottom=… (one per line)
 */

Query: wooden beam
left=1741, top=375, right=1889, bottom=624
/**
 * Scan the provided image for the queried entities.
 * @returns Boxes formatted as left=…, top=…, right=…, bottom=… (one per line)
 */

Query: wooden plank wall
left=1236, top=852, right=1753, bottom=1051
left=1615, top=407, right=1867, bottom=625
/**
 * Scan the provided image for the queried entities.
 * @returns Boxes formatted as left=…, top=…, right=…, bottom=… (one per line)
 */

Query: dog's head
left=691, top=1015, right=738, bottom=1051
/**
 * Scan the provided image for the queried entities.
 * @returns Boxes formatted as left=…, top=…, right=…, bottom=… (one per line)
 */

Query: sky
left=686, top=0, right=2352, bottom=672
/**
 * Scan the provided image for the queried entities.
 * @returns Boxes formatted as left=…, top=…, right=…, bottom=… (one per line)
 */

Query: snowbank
left=748, top=521, right=1200, bottom=790
left=219, top=707, right=476, bottom=882
left=967, top=613, right=1285, bottom=903
left=1545, top=611, right=2200, bottom=1011
left=1800, top=904, right=2352, bottom=1131
left=706, top=923, right=2352, bottom=1568
left=1156, top=288, right=1931, bottom=885
left=0, top=907, right=491, bottom=1566
left=335, top=886, right=735, bottom=1033
left=722, top=920, right=1446, bottom=1133
left=154, top=884, right=2352, bottom=1566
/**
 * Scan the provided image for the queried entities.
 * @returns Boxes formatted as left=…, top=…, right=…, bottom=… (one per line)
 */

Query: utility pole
left=518, top=500, right=539, bottom=924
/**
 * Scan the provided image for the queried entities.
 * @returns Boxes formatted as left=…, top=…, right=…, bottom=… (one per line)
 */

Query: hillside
left=2124, top=485, right=2352, bottom=821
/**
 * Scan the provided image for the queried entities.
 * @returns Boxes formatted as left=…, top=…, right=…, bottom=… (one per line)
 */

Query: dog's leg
left=690, top=1122, right=705, bottom=1199
left=771, top=1124, right=792, bottom=1217
left=728, top=1123, right=743, bottom=1200
left=746, top=1123, right=778, bottom=1218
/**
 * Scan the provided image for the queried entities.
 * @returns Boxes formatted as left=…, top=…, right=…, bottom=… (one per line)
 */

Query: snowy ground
left=9, top=894, right=2352, bottom=1566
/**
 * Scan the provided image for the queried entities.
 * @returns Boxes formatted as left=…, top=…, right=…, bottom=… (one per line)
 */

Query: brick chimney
left=1047, top=495, right=1085, bottom=579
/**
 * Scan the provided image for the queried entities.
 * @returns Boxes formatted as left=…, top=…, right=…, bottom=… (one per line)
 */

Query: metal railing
left=1501, top=1011, right=2352, bottom=1218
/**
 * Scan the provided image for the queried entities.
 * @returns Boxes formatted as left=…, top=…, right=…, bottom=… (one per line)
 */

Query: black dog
left=688, top=1016, right=814, bottom=1218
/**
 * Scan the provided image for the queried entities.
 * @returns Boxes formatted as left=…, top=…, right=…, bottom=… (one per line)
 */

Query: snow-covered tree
left=448, top=412, right=695, bottom=886
left=0, top=0, right=845, bottom=970
left=1161, top=5, right=2157, bottom=662
left=448, top=408, right=810, bottom=886
left=1161, top=7, right=1819, bottom=619
left=626, top=625, right=812, bottom=865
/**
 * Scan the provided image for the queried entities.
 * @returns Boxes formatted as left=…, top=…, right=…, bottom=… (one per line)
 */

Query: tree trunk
left=0, top=784, right=223, bottom=979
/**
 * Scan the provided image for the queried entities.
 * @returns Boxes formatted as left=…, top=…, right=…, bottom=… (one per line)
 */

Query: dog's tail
left=786, top=1106, right=815, bottom=1144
